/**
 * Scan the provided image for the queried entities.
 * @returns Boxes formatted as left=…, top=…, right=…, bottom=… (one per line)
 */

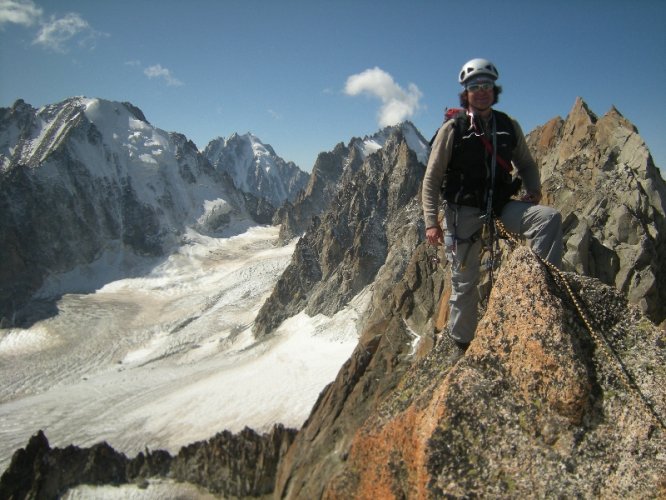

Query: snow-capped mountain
left=204, top=133, right=309, bottom=207
left=353, top=120, right=429, bottom=165
left=0, top=97, right=272, bottom=326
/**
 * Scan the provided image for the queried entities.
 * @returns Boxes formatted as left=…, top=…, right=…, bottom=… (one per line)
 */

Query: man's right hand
left=426, top=226, right=443, bottom=246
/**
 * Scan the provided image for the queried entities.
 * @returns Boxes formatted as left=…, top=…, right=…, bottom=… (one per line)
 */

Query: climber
left=422, top=57, right=563, bottom=352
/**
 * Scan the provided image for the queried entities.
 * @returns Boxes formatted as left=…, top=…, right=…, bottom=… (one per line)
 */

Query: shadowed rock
left=0, top=425, right=296, bottom=499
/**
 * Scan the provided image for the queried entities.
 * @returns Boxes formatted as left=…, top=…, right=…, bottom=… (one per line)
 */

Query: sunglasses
left=466, top=82, right=494, bottom=92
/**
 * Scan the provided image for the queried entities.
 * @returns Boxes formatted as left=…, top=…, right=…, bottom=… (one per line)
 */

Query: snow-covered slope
left=0, top=226, right=366, bottom=472
left=204, top=133, right=309, bottom=207
left=0, top=97, right=273, bottom=322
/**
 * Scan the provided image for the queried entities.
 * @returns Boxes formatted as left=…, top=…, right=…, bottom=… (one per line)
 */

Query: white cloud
left=344, top=67, right=422, bottom=127
left=1, top=2, right=105, bottom=53
left=0, top=0, right=42, bottom=27
left=144, top=64, right=184, bottom=87
left=33, top=12, right=105, bottom=53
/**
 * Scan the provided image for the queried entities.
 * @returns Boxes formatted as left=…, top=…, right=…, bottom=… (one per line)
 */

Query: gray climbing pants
left=444, top=201, right=563, bottom=344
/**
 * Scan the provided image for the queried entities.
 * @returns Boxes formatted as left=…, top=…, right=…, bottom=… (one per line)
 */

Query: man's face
left=466, top=81, right=494, bottom=112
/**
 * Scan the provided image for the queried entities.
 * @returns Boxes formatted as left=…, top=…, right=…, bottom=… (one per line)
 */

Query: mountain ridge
left=254, top=123, right=428, bottom=337
left=272, top=121, right=428, bottom=245
left=1, top=96, right=665, bottom=498
left=0, top=97, right=274, bottom=327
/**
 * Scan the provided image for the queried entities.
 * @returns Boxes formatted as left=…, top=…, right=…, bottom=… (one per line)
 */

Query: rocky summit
left=275, top=246, right=665, bottom=499
left=1, top=99, right=665, bottom=498
left=270, top=99, right=666, bottom=499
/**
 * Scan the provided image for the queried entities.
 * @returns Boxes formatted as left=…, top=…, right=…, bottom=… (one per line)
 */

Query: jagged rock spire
left=527, top=98, right=666, bottom=324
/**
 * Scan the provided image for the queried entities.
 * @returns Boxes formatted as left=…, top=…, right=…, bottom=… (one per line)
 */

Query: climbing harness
left=494, top=217, right=666, bottom=431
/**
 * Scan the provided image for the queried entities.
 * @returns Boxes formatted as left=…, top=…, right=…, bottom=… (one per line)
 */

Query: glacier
left=0, top=225, right=366, bottom=472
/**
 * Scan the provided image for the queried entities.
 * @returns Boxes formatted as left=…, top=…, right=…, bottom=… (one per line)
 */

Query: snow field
left=0, top=225, right=365, bottom=471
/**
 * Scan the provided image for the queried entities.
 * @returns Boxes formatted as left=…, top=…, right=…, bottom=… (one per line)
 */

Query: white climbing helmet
left=458, top=58, right=499, bottom=85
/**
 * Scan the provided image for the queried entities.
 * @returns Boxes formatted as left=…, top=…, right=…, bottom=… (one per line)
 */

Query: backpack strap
left=429, top=108, right=466, bottom=146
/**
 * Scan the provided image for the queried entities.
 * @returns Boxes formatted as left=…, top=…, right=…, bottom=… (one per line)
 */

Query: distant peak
left=352, top=120, right=428, bottom=165
left=227, top=132, right=257, bottom=142
left=607, top=105, right=623, bottom=117
left=569, top=97, right=598, bottom=124
left=121, top=101, right=148, bottom=123
left=375, top=120, right=417, bottom=136
left=11, top=98, right=28, bottom=109
left=245, top=132, right=264, bottom=144
left=601, top=105, right=638, bottom=133
left=8, top=99, right=34, bottom=115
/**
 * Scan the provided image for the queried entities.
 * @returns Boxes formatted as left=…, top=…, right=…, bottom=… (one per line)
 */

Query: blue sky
left=1, top=0, right=665, bottom=173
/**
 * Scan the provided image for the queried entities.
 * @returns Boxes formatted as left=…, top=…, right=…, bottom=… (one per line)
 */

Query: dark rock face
left=171, top=427, right=295, bottom=496
left=254, top=130, right=426, bottom=337
left=0, top=426, right=296, bottom=499
left=272, top=142, right=358, bottom=244
left=242, top=190, right=277, bottom=225
left=0, top=431, right=133, bottom=499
